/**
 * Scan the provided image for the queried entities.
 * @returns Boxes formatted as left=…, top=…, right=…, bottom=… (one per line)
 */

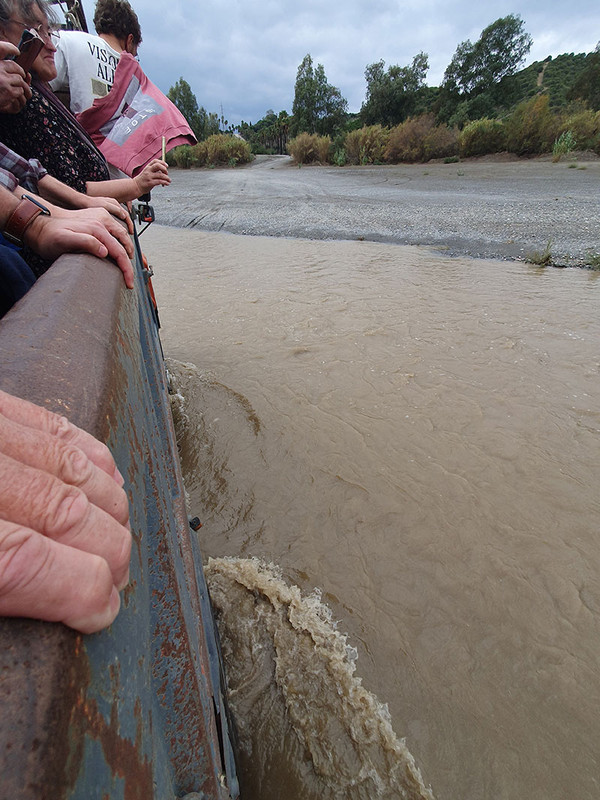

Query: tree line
left=168, top=14, right=600, bottom=163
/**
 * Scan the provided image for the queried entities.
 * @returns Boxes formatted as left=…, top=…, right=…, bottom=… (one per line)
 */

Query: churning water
left=145, top=225, right=600, bottom=800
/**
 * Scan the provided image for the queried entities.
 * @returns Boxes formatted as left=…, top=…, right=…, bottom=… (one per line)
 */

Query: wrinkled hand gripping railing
left=0, top=223, right=239, bottom=800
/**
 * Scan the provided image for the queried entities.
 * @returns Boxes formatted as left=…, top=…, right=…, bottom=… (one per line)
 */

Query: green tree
left=361, top=52, right=429, bottom=127
left=239, top=110, right=290, bottom=154
left=168, top=77, right=200, bottom=135
left=568, top=45, right=600, bottom=110
left=198, top=108, right=220, bottom=139
left=443, top=15, right=532, bottom=96
left=291, top=54, right=348, bottom=137
left=438, top=15, right=532, bottom=125
left=167, top=77, right=219, bottom=141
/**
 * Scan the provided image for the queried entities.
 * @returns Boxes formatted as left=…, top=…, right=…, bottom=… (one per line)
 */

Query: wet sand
left=150, top=153, right=600, bottom=266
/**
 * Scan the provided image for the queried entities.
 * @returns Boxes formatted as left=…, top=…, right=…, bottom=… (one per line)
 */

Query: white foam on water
left=206, top=556, right=435, bottom=800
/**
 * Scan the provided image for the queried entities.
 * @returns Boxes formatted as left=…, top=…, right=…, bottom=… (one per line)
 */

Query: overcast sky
left=79, top=0, right=599, bottom=125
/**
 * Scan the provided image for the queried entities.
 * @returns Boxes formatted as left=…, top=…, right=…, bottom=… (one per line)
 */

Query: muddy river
left=144, top=221, right=599, bottom=799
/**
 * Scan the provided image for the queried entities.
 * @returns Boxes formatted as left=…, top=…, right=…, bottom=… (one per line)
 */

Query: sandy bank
left=150, top=154, right=600, bottom=266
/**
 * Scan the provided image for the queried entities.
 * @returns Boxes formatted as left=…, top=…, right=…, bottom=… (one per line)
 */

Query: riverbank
left=150, top=153, right=600, bottom=267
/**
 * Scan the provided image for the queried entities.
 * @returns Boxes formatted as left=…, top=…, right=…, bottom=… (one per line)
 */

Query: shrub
left=316, top=135, right=332, bottom=163
left=359, top=125, right=388, bottom=164
left=505, top=95, right=559, bottom=156
left=385, top=114, right=457, bottom=163
left=251, top=144, right=275, bottom=155
left=204, top=134, right=253, bottom=166
left=172, top=145, right=194, bottom=168
left=344, top=129, right=362, bottom=165
left=168, top=137, right=252, bottom=168
left=526, top=240, right=553, bottom=266
left=552, top=130, right=577, bottom=161
left=190, top=141, right=208, bottom=166
left=584, top=250, right=600, bottom=270
left=459, top=118, right=507, bottom=157
left=228, top=135, right=254, bottom=165
left=165, top=147, right=178, bottom=167
left=422, top=123, right=459, bottom=161
left=287, top=133, right=332, bottom=164
left=288, top=132, right=315, bottom=164
left=557, top=109, right=600, bottom=152
left=386, top=116, right=434, bottom=163
left=342, top=125, right=389, bottom=165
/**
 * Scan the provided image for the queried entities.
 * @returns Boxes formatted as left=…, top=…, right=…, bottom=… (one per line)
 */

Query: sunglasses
left=9, top=18, right=59, bottom=45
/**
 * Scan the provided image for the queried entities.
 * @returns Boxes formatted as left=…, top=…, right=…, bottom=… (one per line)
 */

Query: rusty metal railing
left=0, top=238, right=237, bottom=799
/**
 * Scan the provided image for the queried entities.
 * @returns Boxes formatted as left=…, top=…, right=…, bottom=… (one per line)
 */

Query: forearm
left=4, top=188, right=81, bottom=227
left=37, top=174, right=87, bottom=209
left=86, top=159, right=170, bottom=202
left=34, top=178, right=133, bottom=230
left=10, top=188, right=68, bottom=219
left=86, top=177, right=141, bottom=203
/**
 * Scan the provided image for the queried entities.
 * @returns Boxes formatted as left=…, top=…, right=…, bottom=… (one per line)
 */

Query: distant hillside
left=510, top=52, right=591, bottom=108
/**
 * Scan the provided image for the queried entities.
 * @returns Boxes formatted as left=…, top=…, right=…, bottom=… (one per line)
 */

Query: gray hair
left=0, top=0, right=58, bottom=28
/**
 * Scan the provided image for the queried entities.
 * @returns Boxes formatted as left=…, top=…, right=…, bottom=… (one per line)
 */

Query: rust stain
left=74, top=695, right=153, bottom=800
left=122, top=578, right=137, bottom=607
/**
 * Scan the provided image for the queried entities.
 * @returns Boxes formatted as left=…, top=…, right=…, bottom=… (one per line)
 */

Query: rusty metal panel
left=0, top=245, right=232, bottom=799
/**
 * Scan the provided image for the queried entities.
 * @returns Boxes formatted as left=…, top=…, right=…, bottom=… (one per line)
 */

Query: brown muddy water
left=144, top=225, right=599, bottom=800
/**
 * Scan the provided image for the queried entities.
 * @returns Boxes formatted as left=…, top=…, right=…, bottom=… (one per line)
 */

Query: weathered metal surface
left=0, top=243, right=233, bottom=799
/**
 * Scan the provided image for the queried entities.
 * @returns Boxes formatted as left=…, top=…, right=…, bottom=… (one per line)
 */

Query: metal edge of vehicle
left=0, top=227, right=239, bottom=800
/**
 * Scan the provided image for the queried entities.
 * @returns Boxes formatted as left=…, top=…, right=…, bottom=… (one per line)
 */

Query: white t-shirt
left=50, top=30, right=122, bottom=114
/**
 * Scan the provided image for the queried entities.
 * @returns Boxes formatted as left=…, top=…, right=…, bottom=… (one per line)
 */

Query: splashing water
left=206, top=557, right=435, bottom=800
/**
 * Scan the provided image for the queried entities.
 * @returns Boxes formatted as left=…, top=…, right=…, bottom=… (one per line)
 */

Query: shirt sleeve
left=0, top=167, right=18, bottom=192
left=0, top=143, right=47, bottom=192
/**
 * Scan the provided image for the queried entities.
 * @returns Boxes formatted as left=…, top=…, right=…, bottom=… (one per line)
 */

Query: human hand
left=0, top=390, right=131, bottom=633
left=0, top=41, right=32, bottom=113
left=25, top=206, right=135, bottom=289
left=77, top=194, right=134, bottom=234
left=50, top=201, right=135, bottom=242
left=36, top=175, right=134, bottom=234
left=57, top=187, right=133, bottom=233
left=133, top=159, right=170, bottom=195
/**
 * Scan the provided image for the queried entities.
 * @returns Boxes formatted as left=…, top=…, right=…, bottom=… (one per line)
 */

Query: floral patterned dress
left=0, top=82, right=111, bottom=277
left=0, top=82, right=109, bottom=193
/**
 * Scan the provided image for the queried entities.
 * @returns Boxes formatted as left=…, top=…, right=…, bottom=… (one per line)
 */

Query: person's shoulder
left=56, top=30, right=105, bottom=51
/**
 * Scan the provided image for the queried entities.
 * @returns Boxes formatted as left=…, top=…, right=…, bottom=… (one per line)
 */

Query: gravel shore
left=150, top=153, right=600, bottom=266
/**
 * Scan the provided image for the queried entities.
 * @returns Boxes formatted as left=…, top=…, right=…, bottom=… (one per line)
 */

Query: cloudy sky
left=79, top=0, right=599, bottom=125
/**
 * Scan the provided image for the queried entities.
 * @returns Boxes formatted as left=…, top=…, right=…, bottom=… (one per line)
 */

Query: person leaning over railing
left=0, top=37, right=135, bottom=307
left=51, top=0, right=142, bottom=114
left=0, top=38, right=130, bottom=225
left=0, top=389, right=132, bottom=633
left=0, top=181, right=135, bottom=305
left=0, top=22, right=133, bottom=633
left=0, top=0, right=170, bottom=203
left=0, top=133, right=135, bottom=289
